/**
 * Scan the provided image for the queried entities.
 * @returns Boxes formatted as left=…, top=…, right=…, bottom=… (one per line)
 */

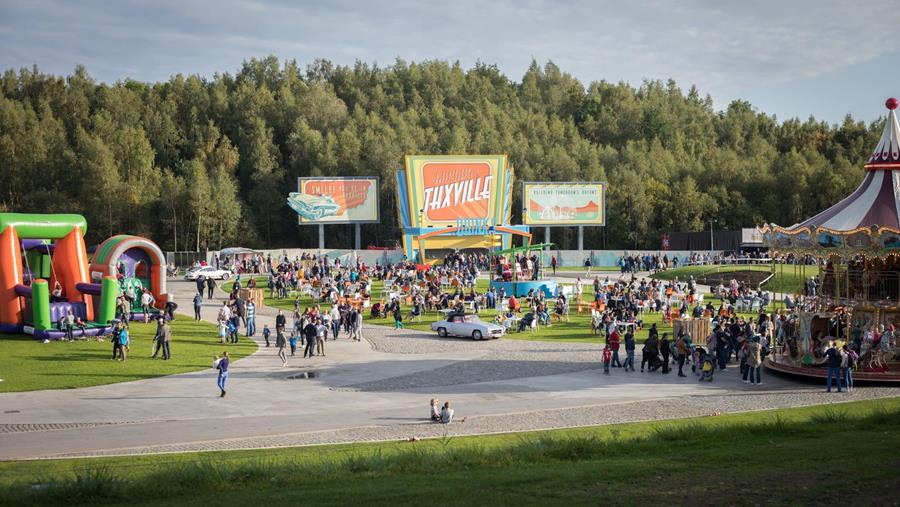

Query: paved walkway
left=0, top=274, right=896, bottom=460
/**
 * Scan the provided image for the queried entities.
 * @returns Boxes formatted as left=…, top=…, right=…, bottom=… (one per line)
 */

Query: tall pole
left=319, top=224, right=325, bottom=252
left=545, top=226, right=550, bottom=245
left=354, top=223, right=361, bottom=250
left=709, top=220, right=714, bottom=254
left=578, top=226, right=584, bottom=251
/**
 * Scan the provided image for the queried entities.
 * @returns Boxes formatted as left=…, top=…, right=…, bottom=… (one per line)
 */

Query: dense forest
left=0, top=56, right=881, bottom=251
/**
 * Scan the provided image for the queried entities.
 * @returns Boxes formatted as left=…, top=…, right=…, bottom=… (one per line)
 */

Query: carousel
left=761, top=97, right=900, bottom=381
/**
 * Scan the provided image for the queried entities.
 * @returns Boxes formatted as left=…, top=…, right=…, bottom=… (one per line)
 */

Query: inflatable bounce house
left=0, top=213, right=170, bottom=339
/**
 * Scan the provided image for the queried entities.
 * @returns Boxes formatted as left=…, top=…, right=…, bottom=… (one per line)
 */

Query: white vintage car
left=431, top=312, right=504, bottom=340
left=184, top=265, right=232, bottom=280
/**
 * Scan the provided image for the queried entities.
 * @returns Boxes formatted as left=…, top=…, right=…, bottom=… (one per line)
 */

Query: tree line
left=0, top=56, right=882, bottom=251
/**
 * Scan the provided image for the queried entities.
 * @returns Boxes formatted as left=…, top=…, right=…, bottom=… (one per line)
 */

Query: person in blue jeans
left=824, top=341, right=843, bottom=393
left=842, top=344, right=855, bottom=393
left=623, top=332, right=636, bottom=372
left=214, top=351, right=230, bottom=397
left=245, top=301, right=256, bottom=337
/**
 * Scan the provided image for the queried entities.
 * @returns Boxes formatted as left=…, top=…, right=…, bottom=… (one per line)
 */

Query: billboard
left=522, top=182, right=606, bottom=226
left=404, top=155, right=510, bottom=227
left=289, top=177, right=380, bottom=224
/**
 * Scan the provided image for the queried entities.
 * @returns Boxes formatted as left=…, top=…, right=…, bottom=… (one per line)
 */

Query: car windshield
left=464, top=315, right=479, bottom=323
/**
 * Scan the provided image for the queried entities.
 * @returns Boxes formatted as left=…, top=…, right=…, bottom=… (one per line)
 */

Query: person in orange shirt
left=508, top=295, right=520, bottom=313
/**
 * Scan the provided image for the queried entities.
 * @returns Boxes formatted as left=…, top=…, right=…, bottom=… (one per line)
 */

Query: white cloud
left=1, top=0, right=899, bottom=120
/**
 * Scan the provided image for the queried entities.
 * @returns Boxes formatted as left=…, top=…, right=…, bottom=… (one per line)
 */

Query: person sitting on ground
left=430, top=398, right=441, bottom=421
left=440, top=401, right=454, bottom=424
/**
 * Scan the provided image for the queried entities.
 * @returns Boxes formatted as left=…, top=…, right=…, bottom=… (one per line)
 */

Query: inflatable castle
left=0, top=213, right=170, bottom=339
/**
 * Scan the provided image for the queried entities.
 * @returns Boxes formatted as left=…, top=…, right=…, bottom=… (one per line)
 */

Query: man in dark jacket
left=206, top=277, right=216, bottom=299
left=825, top=341, right=843, bottom=393
left=660, top=333, right=671, bottom=374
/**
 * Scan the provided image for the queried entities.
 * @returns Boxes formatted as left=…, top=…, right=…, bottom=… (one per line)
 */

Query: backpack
left=847, top=349, right=858, bottom=367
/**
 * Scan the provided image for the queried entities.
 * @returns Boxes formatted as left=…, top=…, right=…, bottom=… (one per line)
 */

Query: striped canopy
left=791, top=100, right=900, bottom=232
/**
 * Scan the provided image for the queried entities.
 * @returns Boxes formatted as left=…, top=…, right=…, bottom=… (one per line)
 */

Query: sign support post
left=578, top=226, right=584, bottom=251
left=354, top=223, right=361, bottom=250
left=545, top=227, right=550, bottom=245
left=318, top=224, right=325, bottom=251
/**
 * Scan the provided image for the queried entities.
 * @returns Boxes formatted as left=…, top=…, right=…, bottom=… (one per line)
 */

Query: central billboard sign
left=404, top=155, right=508, bottom=227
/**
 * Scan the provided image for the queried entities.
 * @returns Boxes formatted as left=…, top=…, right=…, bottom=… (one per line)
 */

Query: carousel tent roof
left=790, top=98, right=900, bottom=232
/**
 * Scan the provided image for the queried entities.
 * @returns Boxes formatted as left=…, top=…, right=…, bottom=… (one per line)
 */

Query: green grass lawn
left=224, top=277, right=758, bottom=344
left=0, top=317, right=256, bottom=393
left=653, top=263, right=819, bottom=294
left=1, top=397, right=898, bottom=506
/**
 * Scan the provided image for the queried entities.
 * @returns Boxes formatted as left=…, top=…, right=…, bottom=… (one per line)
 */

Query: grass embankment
left=0, top=317, right=255, bottom=393
left=224, top=276, right=750, bottom=344
left=1, top=397, right=898, bottom=506
left=653, top=264, right=819, bottom=294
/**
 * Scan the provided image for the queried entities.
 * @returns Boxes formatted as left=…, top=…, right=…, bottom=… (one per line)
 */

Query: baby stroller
left=698, top=347, right=715, bottom=382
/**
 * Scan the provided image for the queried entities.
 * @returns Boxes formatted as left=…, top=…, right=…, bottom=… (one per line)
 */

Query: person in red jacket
left=602, top=345, right=612, bottom=374
left=609, top=328, right=622, bottom=368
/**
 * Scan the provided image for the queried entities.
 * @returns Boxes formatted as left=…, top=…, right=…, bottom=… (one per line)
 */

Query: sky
left=2, top=0, right=899, bottom=124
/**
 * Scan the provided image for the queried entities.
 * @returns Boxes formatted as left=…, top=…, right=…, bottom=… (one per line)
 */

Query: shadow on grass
left=2, top=400, right=898, bottom=506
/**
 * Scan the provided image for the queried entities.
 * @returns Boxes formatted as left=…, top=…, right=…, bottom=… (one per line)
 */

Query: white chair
left=529, top=318, right=538, bottom=333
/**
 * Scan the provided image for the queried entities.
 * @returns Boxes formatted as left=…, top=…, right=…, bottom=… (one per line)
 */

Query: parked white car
left=431, top=312, right=504, bottom=340
left=184, top=266, right=232, bottom=280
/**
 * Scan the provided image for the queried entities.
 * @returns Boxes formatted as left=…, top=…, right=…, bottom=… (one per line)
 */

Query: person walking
left=660, top=333, right=671, bottom=374
left=602, top=345, right=612, bottom=374
left=151, top=317, right=166, bottom=358
left=160, top=319, right=171, bottom=360
left=824, top=340, right=843, bottom=393
left=746, top=336, right=762, bottom=385
left=288, top=332, right=298, bottom=357
left=206, top=277, right=216, bottom=299
left=393, top=305, right=404, bottom=329
left=213, top=351, right=229, bottom=397
left=111, top=321, right=123, bottom=360
left=624, top=331, right=636, bottom=372
left=262, top=324, right=271, bottom=347
left=303, top=319, right=317, bottom=358
left=608, top=328, right=622, bottom=368
left=245, top=300, right=256, bottom=337
left=351, top=308, right=362, bottom=341
left=276, top=330, right=287, bottom=367
left=275, top=310, right=287, bottom=335
left=329, top=305, right=341, bottom=340
left=675, top=334, right=690, bottom=377
left=315, top=318, right=327, bottom=357
left=116, top=323, right=129, bottom=362
left=842, top=344, right=856, bottom=393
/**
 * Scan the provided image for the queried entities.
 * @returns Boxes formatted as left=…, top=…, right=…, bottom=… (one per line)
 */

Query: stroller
left=698, top=347, right=715, bottom=382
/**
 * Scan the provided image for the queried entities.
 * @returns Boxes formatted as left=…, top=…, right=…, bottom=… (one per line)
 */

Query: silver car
left=431, top=312, right=504, bottom=340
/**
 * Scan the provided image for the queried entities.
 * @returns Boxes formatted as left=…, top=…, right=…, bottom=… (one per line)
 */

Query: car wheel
left=472, top=330, right=483, bottom=340
left=222, top=273, right=230, bottom=280
left=437, top=327, right=448, bottom=337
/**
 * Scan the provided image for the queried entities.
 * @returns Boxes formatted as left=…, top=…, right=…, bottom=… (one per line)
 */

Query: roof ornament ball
left=887, top=97, right=899, bottom=110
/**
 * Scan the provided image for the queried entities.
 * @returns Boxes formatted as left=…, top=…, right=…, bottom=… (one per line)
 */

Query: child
left=218, top=320, right=227, bottom=344
left=602, top=345, right=612, bottom=374
left=262, top=325, right=271, bottom=347
left=289, top=332, right=298, bottom=356
left=430, top=398, right=441, bottom=421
